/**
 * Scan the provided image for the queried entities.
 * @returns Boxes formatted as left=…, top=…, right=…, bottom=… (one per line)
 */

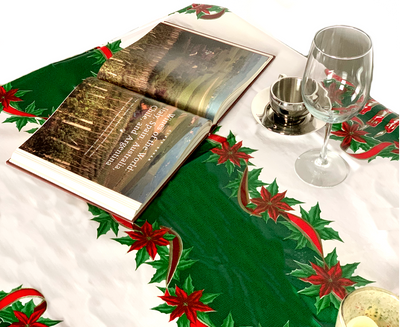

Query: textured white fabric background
left=0, top=2, right=398, bottom=327
left=1, top=0, right=398, bottom=111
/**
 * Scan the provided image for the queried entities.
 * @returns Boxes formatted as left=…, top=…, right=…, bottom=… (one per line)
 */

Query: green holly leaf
left=0, top=307, right=17, bottom=323
left=203, top=153, right=220, bottom=164
left=174, top=5, right=193, bottom=14
left=90, top=209, right=119, bottom=238
left=261, top=210, right=271, bottom=223
left=267, top=179, right=278, bottom=196
left=197, top=311, right=216, bottom=327
left=163, top=233, right=176, bottom=241
left=89, top=50, right=107, bottom=65
left=36, top=317, right=62, bottom=326
left=363, top=135, right=382, bottom=148
left=289, top=260, right=316, bottom=278
left=25, top=127, right=39, bottom=134
left=182, top=275, right=195, bottom=294
left=200, top=292, right=220, bottom=305
left=24, top=101, right=47, bottom=117
left=107, top=40, right=122, bottom=54
left=152, top=302, right=175, bottom=314
left=283, top=203, right=342, bottom=252
left=281, top=197, right=304, bottom=206
left=3, top=116, right=37, bottom=131
left=324, top=248, right=338, bottom=268
left=113, top=235, right=134, bottom=246
left=329, top=293, right=341, bottom=309
left=11, top=301, right=24, bottom=312
left=87, top=203, right=103, bottom=216
left=314, top=293, right=341, bottom=314
left=14, top=89, right=31, bottom=98
left=225, top=160, right=235, bottom=176
left=298, top=284, right=320, bottom=297
left=145, top=244, right=191, bottom=284
left=221, top=312, right=235, bottom=327
left=239, top=146, right=257, bottom=155
left=20, top=299, right=35, bottom=317
left=2, top=83, right=12, bottom=92
left=283, top=321, right=290, bottom=327
left=361, top=136, right=383, bottom=152
left=0, top=286, right=22, bottom=301
left=225, top=168, right=268, bottom=198
left=350, top=275, right=374, bottom=287
left=226, top=131, right=236, bottom=147
left=210, top=5, right=226, bottom=12
left=372, top=144, right=399, bottom=161
left=340, top=262, right=359, bottom=278
left=331, top=123, right=343, bottom=131
left=147, top=247, right=197, bottom=282
left=315, top=294, right=333, bottom=314
left=177, top=315, right=191, bottom=327
left=135, top=247, right=150, bottom=269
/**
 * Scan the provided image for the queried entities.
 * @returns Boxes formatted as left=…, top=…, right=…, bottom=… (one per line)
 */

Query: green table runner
left=0, top=5, right=398, bottom=327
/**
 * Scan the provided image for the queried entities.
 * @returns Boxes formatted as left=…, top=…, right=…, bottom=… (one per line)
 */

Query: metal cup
left=269, top=75, right=309, bottom=125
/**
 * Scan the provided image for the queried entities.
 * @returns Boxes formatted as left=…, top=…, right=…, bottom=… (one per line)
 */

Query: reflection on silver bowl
left=251, top=86, right=325, bottom=136
left=259, top=103, right=325, bottom=136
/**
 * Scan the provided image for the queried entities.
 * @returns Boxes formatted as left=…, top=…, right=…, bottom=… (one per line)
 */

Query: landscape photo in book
left=10, top=21, right=273, bottom=219
left=98, top=23, right=270, bottom=121
left=19, top=78, right=210, bottom=203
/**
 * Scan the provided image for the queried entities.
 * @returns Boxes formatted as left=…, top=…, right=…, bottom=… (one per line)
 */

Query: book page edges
left=8, top=121, right=211, bottom=221
left=9, top=149, right=142, bottom=219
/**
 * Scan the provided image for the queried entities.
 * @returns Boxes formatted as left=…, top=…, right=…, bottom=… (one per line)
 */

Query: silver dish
left=251, top=87, right=325, bottom=136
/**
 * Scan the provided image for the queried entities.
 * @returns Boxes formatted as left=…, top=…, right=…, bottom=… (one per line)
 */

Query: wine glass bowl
left=295, top=25, right=373, bottom=187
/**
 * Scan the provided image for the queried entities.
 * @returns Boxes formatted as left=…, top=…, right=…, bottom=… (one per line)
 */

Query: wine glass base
left=295, top=149, right=349, bottom=187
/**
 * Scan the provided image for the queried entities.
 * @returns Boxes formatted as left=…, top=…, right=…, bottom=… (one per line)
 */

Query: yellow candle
left=347, top=316, right=379, bottom=327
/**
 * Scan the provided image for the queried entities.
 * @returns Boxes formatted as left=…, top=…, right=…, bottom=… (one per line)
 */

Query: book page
left=19, top=77, right=211, bottom=204
left=98, top=23, right=271, bottom=122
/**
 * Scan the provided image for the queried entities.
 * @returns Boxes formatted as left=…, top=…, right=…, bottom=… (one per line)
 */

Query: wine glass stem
left=317, top=123, right=332, bottom=166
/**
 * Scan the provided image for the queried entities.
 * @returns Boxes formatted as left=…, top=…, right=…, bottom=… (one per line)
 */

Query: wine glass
left=295, top=25, right=373, bottom=187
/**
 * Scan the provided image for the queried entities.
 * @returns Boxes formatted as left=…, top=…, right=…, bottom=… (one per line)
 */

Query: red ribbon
left=96, top=46, right=113, bottom=59
left=285, top=213, right=323, bottom=256
left=207, top=134, right=227, bottom=144
left=199, top=8, right=226, bottom=20
left=112, top=214, right=182, bottom=286
left=238, top=166, right=324, bottom=258
left=344, top=142, right=393, bottom=160
left=2, top=105, right=43, bottom=118
left=0, top=288, right=47, bottom=313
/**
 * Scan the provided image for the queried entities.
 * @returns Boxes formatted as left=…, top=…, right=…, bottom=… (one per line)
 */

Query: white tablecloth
left=0, top=3, right=398, bottom=327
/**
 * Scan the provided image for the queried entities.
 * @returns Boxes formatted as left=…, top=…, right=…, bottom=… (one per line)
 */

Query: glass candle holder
left=336, top=287, right=399, bottom=327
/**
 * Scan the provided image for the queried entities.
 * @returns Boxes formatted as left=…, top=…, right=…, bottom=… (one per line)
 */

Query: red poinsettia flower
left=250, top=187, right=293, bottom=220
left=392, top=141, right=399, bottom=154
left=159, top=286, right=214, bottom=324
left=10, top=305, right=47, bottom=327
left=211, top=141, right=252, bottom=166
left=331, top=121, right=368, bottom=150
left=190, top=4, right=213, bottom=15
left=126, top=221, right=169, bottom=259
left=301, top=262, right=355, bottom=299
left=0, top=86, right=22, bottom=108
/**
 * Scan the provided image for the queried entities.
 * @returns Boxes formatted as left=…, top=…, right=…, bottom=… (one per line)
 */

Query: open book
left=8, top=22, right=273, bottom=221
